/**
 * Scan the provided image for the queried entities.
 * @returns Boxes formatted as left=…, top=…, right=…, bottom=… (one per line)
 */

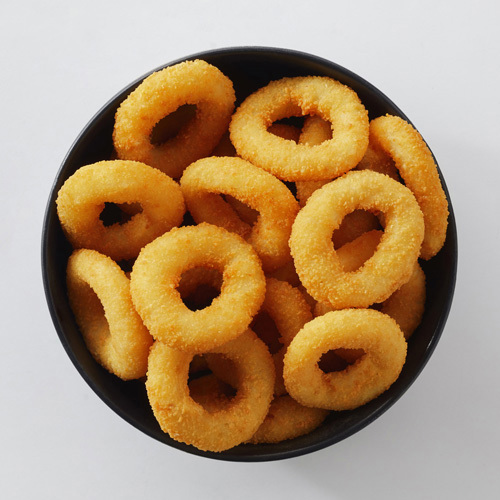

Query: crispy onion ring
left=229, top=76, right=369, bottom=181
left=314, top=230, right=426, bottom=339
left=369, top=115, right=449, bottom=259
left=66, top=249, right=153, bottom=380
left=113, top=59, right=235, bottom=179
left=180, top=156, right=300, bottom=271
left=56, top=160, right=185, bottom=261
left=130, top=223, right=266, bottom=353
left=290, top=170, right=424, bottom=309
left=146, top=330, right=275, bottom=452
left=283, top=309, right=407, bottom=410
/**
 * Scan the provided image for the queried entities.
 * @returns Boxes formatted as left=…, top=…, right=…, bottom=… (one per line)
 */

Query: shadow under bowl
left=42, top=46, right=457, bottom=462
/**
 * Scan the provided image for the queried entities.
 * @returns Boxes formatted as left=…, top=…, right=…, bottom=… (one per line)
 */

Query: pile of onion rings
left=56, top=58, right=448, bottom=453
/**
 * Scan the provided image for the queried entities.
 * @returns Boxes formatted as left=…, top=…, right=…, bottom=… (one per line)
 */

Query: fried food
left=56, top=160, right=185, bottom=261
left=230, top=76, right=369, bottom=181
left=66, top=249, right=153, bottom=380
left=146, top=330, right=274, bottom=452
left=113, top=59, right=235, bottom=179
left=290, top=170, right=425, bottom=309
left=370, top=115, right=449, bottom=259
left=283, top=309, right=407, bottom=410
left=130, top=223, right=266, bottom=353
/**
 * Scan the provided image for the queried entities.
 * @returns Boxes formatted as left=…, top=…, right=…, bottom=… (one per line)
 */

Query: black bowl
left=42, top=47, right=457, bottom=461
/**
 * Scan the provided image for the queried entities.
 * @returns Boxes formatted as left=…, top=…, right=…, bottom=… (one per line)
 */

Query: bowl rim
left=41, top=45, right=458, bottom=462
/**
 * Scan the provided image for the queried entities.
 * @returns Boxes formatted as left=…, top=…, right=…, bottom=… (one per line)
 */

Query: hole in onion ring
left=332, top=209, right=383, bottom=251
left=250, top=310, right=283, bottom=355
left=99, top=202, right=143, bottom=227
left=189, top=354, right=239, bottom=412
left=150, top=104, right=197, bottom=145
left=188, top=374, right=238, bottom=413
left=318, top=349, right=365, bottom=373
left=79, top=281, right=111, bottom=341
left=270, top=115, right=306, bottom=132
left=223, top=194, right=259, bottom=226
left=177, top=266, right=223, bottom=311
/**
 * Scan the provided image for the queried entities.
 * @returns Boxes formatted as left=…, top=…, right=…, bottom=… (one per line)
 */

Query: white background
left=2, top=1, right=499, bottom=498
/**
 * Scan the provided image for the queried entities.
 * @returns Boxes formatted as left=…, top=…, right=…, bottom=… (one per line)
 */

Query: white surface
left=2, top=1, right=499, bottom=498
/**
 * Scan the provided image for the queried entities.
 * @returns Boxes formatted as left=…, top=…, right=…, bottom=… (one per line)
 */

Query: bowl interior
left=42, top=47, right=457, bottom=461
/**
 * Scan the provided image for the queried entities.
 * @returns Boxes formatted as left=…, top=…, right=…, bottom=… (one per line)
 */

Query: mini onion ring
left=130, top=223, right=266, bottom=353
left=113, top=59, right=236, bottom=179
left=229, top=76, right=369, bottom=181
left=146, top=330, right=275, bottom=452
left=369, top=114, right=449, bottom=259
left=290, top=170, right=424, bottom=309
left=56, top=160, right=185, bottom=261
left=66, top=249, right=153, bottom=380
left=283, top=309, right=407, bottom=410
left=180, top=156, right=300, bottom=272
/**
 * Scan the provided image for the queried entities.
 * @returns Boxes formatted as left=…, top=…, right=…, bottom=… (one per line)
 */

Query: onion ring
left=290, top=170, right=424, bottom=309
left=130, top=223, right=266, bottom=353
left=66, top=249, right=153, bottom=380
left=56, top=160, right=185, bottom=261
left=180, top=156, right=300, bottom=271
left=283, top=309, right=407, bottom=410
left=369, top=114, right=449, bottom=259
left=113, top=59, right=235, bottom=179
left=229, top=76, right=369, bottom=181
left=146, top=330, right=275, bottom=452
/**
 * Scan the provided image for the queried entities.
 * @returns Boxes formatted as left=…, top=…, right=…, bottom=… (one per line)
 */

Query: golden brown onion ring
left=369, top=115, right=449, bottom=259
left=130, top=223, right=266, bottom=353
left=230, top=76, right=369, bottom=181
left=283, top=309, right=407, bottom=410
left=66, top=249, right=153, bottom=380
left=56, top=160, right=185, bottom=261
left=113, top=59, right=235, bottom=179
left=290, top=170, right=424, bottom=309
left=146, top=330, right=274, bottom=452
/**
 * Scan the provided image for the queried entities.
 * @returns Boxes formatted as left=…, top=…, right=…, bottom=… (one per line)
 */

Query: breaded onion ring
left=180, top=156, right=300, bottom=271
left=146, top=330, right=275, bottom=452
left=248, top=395, right=329, bottom=444
left=314, top=230, right=426, bottom=339
left=113, top=59, right=235, bottom=179
left=229, top=76, right=369, bottom=181
left=369, top=115, right=449, bottom=259
left=66, top=249, right=153, bottom=380
left=283, top=309, right=407, bottom=410
left=290, top=170, right=424, bottom=309
left=130, top=223, right=266, bottom=353
left=56, top=160, right=185, bottom=261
